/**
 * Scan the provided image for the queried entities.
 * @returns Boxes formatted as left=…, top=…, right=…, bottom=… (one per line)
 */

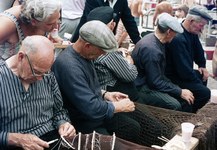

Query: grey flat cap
left=79, top=20, right=118, bottom=52
left=189, top=4, right=212, bottom=21
left=158, top=13, right=183, bottom=33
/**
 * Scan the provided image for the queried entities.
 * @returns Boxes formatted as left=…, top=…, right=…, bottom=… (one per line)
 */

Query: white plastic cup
left=181, top=122, right=195, bottom=142
left=211, top=90, right=217, bottom=103
left=50, top=29, right=58, bottom=38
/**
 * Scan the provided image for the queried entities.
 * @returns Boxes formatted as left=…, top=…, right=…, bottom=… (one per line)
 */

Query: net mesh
left=59, top=102, right=217, bottom=150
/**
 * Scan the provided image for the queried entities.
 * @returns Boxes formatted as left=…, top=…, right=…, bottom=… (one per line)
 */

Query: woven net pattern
left=60, top=102, right=217, bottom=150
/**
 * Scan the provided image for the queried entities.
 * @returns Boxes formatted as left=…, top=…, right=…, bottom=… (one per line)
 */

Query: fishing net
left=59, top=102, right=217, bottom=150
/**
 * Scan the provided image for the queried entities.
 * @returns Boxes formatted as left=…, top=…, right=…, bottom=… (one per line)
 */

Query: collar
left=104, top=0, right=118, bottom=8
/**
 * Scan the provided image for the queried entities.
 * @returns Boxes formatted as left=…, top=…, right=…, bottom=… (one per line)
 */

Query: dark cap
left=87, top=6, right=117, bottom=24
left=189, top=4, right=212, bottom=21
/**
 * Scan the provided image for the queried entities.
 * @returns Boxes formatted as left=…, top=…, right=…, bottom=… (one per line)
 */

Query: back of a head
left=87, top=6, right=117, bottom=25
left=79, top=20, right=118, bottom=53
left=157, top=13, right=183, bottom=33
left=20, top=0, right=61, bottom=24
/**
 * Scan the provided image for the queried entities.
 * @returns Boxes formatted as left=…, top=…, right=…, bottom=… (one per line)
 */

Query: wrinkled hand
left=198, top=67, right=209, bottom=82
left=8, top=133, right=49, bottom=150
left=181, top=89, right=194, bottom=105
left=59, top=122, right=76, bottom=137
left=104, top=91, right=129, bottom=102
left=113, top=98, right=135, bottom=113
left=125, top=55, right=134, bottom=64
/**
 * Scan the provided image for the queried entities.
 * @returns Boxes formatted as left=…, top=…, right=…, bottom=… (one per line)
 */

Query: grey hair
left=21, top=36, right=37, bottom=54
left=19, top=0, right=61, bottom=24
left=186, top=14, right=208, bottom=23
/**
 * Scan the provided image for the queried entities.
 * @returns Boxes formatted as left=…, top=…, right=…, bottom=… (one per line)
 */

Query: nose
left=36, top=76, right=43, bottom=81
left=53, top=21, right=58, bottom=29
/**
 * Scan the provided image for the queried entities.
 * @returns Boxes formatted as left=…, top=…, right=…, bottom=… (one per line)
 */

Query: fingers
left=59, top=122, right=76, bottom=137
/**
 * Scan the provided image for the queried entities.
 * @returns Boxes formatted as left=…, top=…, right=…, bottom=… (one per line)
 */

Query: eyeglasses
left=25, top=53, right=54, bottom=77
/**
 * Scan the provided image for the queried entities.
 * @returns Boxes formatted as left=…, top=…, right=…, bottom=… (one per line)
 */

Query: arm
left=51, top=75, right=72, bottom=129
left=166, top=35, right=203, bottom=84
left=71, top=0, right=99, bottom=42
left=117, top=32, right=129, bottom=47
left=121, top=0, right=141, bottom=44
left=143, top=48, right=182, bottom=97
left=153, top=7, right=159, bottom=27
left=103, top=52, right=138, bottom=82
left=52, top=59, right=115, bottom=121
left=0, top=12, right=18, bottom=45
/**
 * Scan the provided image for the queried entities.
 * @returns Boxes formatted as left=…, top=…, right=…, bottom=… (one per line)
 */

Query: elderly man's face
left=190, top=20, right=207, bottom=35
left=19, top=53, right=53, bottom=84
left=87, top=44, right=107, bottom=60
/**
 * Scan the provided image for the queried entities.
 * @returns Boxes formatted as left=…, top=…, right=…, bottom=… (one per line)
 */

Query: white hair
left=19, top=0, right=62, bottom=24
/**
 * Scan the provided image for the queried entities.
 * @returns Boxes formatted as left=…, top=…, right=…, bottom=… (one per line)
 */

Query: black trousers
left=167, top=70, right=210, bottom=113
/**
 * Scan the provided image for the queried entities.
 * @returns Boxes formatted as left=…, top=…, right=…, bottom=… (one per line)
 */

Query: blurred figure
left=71, top=0, right=141, bottom=45
left=58, top=0, right=86, bottom=38
left=130, top=0, right=144, bottom=26
left=175, top=5, right=189, bottom=23
left=153, top=1, right=173, bottom=27
left=0, top=0, right=62, bottom=61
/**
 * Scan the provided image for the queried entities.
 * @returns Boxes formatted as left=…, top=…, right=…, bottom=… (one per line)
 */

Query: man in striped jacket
left=0, top=35, right=75, bottom=150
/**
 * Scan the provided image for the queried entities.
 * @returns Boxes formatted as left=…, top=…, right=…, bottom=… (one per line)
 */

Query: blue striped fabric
left=94, top=51, right=138, bottom=90
left=0, top=61, right=71, bottom=149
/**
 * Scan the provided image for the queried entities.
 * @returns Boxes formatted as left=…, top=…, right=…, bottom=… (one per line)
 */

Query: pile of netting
left=58, top=131, right=156, bottom=150
left=58, top=102, right=217, bottom=150
left=122, top=102, right=217, bottom=150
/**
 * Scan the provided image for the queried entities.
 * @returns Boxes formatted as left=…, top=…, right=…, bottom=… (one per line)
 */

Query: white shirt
left=104, top=0, right=118, bottom=8
left=62, top=0, right=86, bottom=19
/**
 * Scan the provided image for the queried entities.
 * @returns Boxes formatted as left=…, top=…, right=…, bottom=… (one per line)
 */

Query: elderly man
left=52, top=21, right=140, bottom=143
left=71, top=0, right=141, bottom=45
left=0, top=36, right=75, bottom=150
left=132, top=13, right=195, bottom=112
left=165, top=5, right=211, bottom=113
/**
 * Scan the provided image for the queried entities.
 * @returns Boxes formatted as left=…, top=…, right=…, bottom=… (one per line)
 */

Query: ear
left=189, top=18, right=194, bottom=24
left=110, top=22, right=116, bottom=31
left=17, top=52, right=25, bottom=62
left=83, top=42, right=91, bottom=52
left=166, top=29, right=171, bottom=35
left=31, top=18, right=37, bottom=26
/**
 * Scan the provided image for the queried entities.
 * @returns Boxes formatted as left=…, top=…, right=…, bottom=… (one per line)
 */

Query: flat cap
left=87, top=6, right=117, bottom=24
left=158, top=13, right=183, bottom=33
left=79, top=20, right=118, bottom=52
left=189, top=4, right=212, bottom=21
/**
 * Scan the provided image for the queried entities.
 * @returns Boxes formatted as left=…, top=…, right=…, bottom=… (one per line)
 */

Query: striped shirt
left=94, top=51, right=138, bottom=90
left=0, top=60, right=71, bottom=149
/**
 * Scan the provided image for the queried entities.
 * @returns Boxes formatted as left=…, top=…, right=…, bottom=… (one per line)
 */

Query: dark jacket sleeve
left=71, top=0, right=100, bottom=42
left=119, top=0, right=141, bottom=44
left=142, top=47, right=182, bottom=97
left=166, top=35, right=203, bottom=84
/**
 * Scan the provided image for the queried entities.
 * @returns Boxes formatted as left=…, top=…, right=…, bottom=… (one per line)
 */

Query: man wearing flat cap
left=132, top=13, right=195, bottom=112
left=52, top=20, right=141, bottom=142
left=165, top=4, right=211, bottom=113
